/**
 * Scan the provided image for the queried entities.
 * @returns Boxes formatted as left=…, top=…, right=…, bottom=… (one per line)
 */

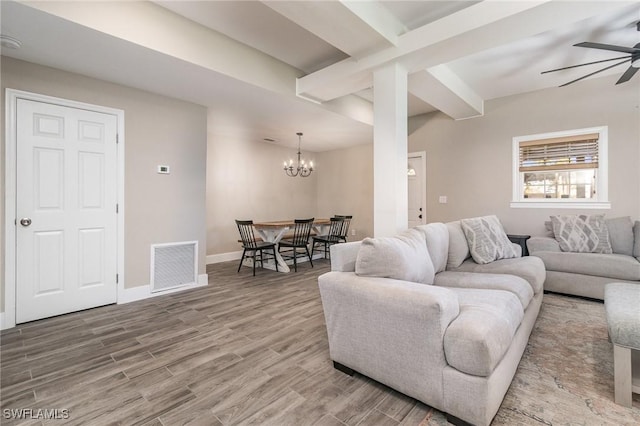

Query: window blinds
left=519, top=133, right=599, bottom=172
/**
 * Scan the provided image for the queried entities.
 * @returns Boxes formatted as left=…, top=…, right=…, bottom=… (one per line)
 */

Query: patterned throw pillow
left=460, top=215, right=518, bottom=264
left=550, top=214, right=612, bottom=253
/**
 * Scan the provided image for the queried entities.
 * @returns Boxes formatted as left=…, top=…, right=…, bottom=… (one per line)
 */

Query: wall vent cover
left=150, top=241, right=197, bottom=293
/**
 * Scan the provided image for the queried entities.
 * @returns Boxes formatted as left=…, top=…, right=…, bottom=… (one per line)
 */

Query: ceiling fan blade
left=574, top=42, right=639, bottom=54
left=560, top=58, right=631, bottom=87
left=616, top=66, right=639, bottom=84
left=541, top=55, right=630, bottom=74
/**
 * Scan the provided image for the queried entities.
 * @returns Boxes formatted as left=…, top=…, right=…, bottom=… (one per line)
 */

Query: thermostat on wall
left=157, top=165, right=170, bottom=174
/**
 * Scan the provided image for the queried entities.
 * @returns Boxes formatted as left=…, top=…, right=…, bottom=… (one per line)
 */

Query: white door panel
left=408, top=155, right=426, bottom=228
left=16, top=99, right=118, bottom=323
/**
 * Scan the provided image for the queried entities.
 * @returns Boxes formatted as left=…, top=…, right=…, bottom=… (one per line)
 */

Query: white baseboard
left=0, top=274, right=208, bottom=329
left=118, top=273, right=208, bottom=304
left=207, top=251, right=242, bottom=264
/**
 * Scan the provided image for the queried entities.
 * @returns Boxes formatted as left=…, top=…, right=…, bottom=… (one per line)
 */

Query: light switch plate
left=439, top=196, right=447, bottom=204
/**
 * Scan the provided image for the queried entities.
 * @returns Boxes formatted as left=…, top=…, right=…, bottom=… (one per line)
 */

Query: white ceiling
left=1, top=1, right=638, bottom=152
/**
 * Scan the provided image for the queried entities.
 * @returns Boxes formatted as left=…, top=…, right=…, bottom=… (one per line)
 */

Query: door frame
left=408, top=151, right=427, bottom=225
left=3, top=89, right=125, bottom=329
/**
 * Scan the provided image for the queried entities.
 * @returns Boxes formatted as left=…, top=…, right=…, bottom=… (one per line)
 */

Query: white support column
left=373, top=62, right=408, bottom=237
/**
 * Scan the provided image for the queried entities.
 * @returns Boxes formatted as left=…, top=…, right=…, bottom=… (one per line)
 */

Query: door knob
left=20, top=218, right=32, bottom=227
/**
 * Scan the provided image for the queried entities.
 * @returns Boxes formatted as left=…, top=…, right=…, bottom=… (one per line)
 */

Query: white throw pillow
left=550, top=214, right=612, bottom=253
left=355, top=228, right=435, bottom=284
left=460, top=215, right=518, bottom=264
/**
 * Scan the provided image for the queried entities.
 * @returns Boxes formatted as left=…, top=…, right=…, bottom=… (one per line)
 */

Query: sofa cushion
left=355, top=228, right=435, bottom=284
left=533, top=251, right=640, bottom=281
left=434, top=271, right=533, bottom=310
left=446, top=221, right=470, bottom=269
left=416, top=223, right=449, bottom=274
left=550, top=214, right=612, bottom=253
left=444, top=288, right=524, bottom=377
left=460, top=215, right=518, bottom=264
left=606, top=216, right=634, bottom=256
left=605, top=283, right=640, bottom=350
left=451, top=257, right=545, bottom=295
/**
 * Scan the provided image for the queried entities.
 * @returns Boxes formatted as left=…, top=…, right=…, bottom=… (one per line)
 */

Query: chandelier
left=283, top=132, right=313, bottom=177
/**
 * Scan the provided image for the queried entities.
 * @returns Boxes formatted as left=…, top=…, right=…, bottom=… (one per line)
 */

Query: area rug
left=422, top=293, right=640, bottom=425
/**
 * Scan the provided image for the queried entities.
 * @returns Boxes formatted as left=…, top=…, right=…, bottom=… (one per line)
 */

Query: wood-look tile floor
left=0, top=260, right=432, bottom=426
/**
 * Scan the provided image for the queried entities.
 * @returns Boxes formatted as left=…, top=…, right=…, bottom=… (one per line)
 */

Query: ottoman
left=604, top=283, right=640, bottom=407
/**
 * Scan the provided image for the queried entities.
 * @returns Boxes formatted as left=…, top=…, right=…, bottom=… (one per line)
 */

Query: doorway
left=408, top=151, right=426, bottom=228
left=4, top=90, right=125, bottom=327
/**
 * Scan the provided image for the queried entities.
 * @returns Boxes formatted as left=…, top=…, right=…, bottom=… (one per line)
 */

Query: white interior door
left=16, top=99, right=118, bottom=323
left=408, top=154, right=426, bottom=228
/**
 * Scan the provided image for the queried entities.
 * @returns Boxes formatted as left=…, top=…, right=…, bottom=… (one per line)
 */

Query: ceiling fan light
left=631, top=57, right=640, bottom=69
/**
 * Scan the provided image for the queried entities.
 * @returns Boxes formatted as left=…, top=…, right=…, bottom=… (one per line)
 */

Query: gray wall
left=409, top=74, right=640, bottom=235
left=206, top=126, right=318, bottom=256
left=316, top=143, right=374, bottom=241
left=1, top=57, right=208, bottom=314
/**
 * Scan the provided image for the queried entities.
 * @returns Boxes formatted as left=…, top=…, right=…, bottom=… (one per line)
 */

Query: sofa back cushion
left=606, top=216, right=634, bottom=256
left=355, top=228, right=436, bottom=284
left=416, top=223, right=449, bottom=273
left=460, top=215, right=518, bottom=264
left=446, top=221, right=470, bottom=269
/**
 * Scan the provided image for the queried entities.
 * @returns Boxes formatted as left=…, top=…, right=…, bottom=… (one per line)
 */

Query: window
left=511, top=126, right=609, bottom=209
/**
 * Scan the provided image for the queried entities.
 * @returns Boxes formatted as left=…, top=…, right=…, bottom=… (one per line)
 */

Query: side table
left=507, top=234, right=531, bottom=256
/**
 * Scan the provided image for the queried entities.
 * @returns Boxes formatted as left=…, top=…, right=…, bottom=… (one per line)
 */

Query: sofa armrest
left=527, top=237, right=561, bottom=254
left=318, top=271, right=459, bottom=407
left=330, top=241, right=361, bottom=272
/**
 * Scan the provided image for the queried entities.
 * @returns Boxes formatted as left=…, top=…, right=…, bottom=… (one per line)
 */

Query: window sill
left=510, top=200, right=611, bottom=209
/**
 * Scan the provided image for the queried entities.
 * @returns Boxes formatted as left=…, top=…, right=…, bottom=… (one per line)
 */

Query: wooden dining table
left=251, top=218, right=332, bottom=273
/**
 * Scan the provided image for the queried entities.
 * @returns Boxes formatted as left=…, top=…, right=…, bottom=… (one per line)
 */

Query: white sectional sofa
left=318, top=219, right=546, bottom=426
left=527, top=216, right=640, bottom=300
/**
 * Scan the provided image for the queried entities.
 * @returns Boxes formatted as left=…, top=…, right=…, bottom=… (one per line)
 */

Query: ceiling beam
left=263, top=0, right=402, bottom=58
left=297, top=1, right=635, bottom=102
left=16, top=0, right=374, bottom=126
left=409, top=66, right=483, bottom=120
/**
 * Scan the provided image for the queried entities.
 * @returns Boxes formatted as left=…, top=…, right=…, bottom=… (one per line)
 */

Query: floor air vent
left=151, top=241, right=197, bottom=293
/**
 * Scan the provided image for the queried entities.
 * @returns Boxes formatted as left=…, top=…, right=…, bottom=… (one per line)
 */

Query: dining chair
left=278, top=218, right=314, bottom=272
left=334, top=215, right=352, bottom=242
left=235, top=220, right=278, bottom=276
left=311, top=217, right=344, bottom=259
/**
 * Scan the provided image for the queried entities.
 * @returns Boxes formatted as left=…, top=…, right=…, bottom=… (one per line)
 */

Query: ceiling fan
left=542, top=22, right=640, bottom=87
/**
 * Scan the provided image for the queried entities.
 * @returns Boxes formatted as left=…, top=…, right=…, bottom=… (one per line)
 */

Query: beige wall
left=206, top=124, right=318, bottom=255
left=409, top=74, right=640, bottom=236
left=1, top=58, right=208, bottom=314
left=316, top=143, right=374, bottom=240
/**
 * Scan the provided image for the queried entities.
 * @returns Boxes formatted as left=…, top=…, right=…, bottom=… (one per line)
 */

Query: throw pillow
left=550, top=214, right=612, bottom=253
left=460, top=215, right=518, bottom=264
left=355, top=228, right=435, bottom=284
left=606, top=217, right=634, bottom=256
